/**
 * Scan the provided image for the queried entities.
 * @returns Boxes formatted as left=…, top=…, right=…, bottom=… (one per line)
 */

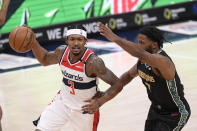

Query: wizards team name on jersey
left=62, top=71, right=83, bottom=81
left=59, top=46, right=97, bottom=90
left=138, top=70, right=155, bottom=82
left=59, top=46, right=99, bottom=110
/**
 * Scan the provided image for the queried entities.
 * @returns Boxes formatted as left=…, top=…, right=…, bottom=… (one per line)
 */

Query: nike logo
left=75, top=65, right=83, bottom=69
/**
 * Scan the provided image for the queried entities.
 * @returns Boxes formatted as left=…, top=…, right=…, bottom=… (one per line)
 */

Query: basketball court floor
left=0, top=37, right=197, bottom=131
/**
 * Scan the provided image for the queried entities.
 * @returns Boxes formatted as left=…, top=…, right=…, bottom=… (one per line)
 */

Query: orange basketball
left=9, top=26, right=34, bottom=53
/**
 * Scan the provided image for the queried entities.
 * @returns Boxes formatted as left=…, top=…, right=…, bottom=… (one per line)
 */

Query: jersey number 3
left=68, top=80, right=75, bottom=95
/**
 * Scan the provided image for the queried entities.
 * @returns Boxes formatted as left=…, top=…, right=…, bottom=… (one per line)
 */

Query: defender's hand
left=98, top=22, right=119, bottom=42
left=92, top=91, right=104, bottom=99
left=82, top=99, right=101, bottom=114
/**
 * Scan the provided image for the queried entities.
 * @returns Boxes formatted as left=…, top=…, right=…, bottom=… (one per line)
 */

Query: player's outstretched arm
left=98, top=22, right=152, bottom=60
left=22, top=25, right=65, bottom=66
left=32, top=39, right=66, bottom=66
left=0, top=0, right=10, bottom=25
left=120, top=63, right=138, bottom=86
left=82, top=55, right=123, bottom=114
left=30, top=31, right=66, bottom=66
left=98, top=22, right=175, bottom=80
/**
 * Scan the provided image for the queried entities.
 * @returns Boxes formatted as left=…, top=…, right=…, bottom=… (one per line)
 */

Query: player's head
left=138, top=26, right=164, bottom=53
left=66, top=25, right=87, bottom=56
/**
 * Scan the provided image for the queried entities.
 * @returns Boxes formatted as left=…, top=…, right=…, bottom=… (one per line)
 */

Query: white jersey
left=59, top=46, right=98, bottom=111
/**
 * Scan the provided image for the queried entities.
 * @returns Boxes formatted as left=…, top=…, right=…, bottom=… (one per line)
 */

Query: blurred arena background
left=0, top=0, right=197, bottom=131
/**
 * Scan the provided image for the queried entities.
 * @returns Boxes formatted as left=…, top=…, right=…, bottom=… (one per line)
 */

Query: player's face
left=137, top=34, right=155, bottom=53
left=66, top=34, right=87, bottom=56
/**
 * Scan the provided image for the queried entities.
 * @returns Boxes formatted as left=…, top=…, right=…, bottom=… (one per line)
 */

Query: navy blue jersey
left=137, top=50, right=189, bottom=113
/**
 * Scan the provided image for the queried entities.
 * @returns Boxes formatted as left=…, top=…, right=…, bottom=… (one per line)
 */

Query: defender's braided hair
left=139, top=26, right=165, bottom=48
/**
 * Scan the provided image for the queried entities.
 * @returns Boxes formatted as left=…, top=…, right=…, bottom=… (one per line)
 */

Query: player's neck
left=153, top=47, right=160, bottom=54
left=69, top=49, right=85, bottom=63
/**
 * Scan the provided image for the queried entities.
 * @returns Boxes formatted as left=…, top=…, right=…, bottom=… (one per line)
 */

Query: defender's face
left=66, top=34, right=87, bottom=56
left=137, top=34, right=155, bottom=53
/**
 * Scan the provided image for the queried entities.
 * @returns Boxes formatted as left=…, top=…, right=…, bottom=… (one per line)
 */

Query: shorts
left=36, top=95, right=99, bottom=131
left=144, top=104, right=190, bottom=131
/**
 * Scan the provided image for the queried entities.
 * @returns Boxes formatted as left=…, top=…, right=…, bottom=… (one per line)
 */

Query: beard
left=146, top=45, right=153, bottom=53
left=71, top=46, right=81, bottom=56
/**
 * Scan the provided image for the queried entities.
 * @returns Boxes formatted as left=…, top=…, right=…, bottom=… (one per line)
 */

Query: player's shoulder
left=55, top=45, right=67, bottom=53
left=154, top=50, right=172, bottom=62
left=86, top=53, right=106, bottom=76
left=87, top=54, right=103, bottom=65
left=86, top=54, right=105, bottom=71
left=54, top=45, right=67, bottom=59
left=56, top=45, right=67, bottom=51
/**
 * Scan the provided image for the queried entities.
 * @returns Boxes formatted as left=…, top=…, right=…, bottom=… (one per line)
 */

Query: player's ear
left=83, top=38, right=87, bottom=45
left=152, top=42, right=157, bottom=49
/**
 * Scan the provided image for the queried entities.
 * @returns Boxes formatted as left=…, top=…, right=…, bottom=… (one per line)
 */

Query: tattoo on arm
left=42, top=45, right=66, bottom=65
left=54, top=45, right=66, bottom=62
left=32, top=40, right=66, bottom=66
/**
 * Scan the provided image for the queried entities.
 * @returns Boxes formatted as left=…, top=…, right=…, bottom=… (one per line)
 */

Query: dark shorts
left=145, top=104, right=191, bottom=131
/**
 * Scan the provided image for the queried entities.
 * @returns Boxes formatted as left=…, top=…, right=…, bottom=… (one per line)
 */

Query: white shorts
left=36, top=95, right=99, bottom=131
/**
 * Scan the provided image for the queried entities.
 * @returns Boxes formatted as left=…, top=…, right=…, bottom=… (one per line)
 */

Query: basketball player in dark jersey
left=82, top=22, right=191, bottom=131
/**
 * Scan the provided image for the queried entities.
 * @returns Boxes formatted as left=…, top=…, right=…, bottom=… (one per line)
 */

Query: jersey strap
left=80, top=49, right=94, bottom=64
left=60, top=48, right=84, bottom=72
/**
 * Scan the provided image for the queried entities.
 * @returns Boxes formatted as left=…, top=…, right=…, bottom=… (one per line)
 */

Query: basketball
left=9, top=26, right=35, bottom=53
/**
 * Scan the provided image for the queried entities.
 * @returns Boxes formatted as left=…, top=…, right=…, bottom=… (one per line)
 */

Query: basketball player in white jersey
left=0, top=0, right=10, bottom=131
left=30, top=25, right=122, bottom=131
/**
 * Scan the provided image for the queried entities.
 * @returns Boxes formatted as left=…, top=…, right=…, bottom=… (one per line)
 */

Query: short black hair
left=139, top=26, right=164, bottom=48
left=67, top=24, right=86, bottom=32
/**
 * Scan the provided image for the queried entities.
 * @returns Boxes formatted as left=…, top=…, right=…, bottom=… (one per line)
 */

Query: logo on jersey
left=145, top=63, right=151, bottom=70
left=138, top=70, right=155, bottom=82
left=75, top=65, right=83, bottom=69
left=62, top=70, right=83, bottom=81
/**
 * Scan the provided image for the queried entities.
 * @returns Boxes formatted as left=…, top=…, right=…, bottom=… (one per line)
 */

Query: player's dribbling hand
left=22, top=24, right=33, bottom=32
left=98, top=22, right=119, bottom=42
